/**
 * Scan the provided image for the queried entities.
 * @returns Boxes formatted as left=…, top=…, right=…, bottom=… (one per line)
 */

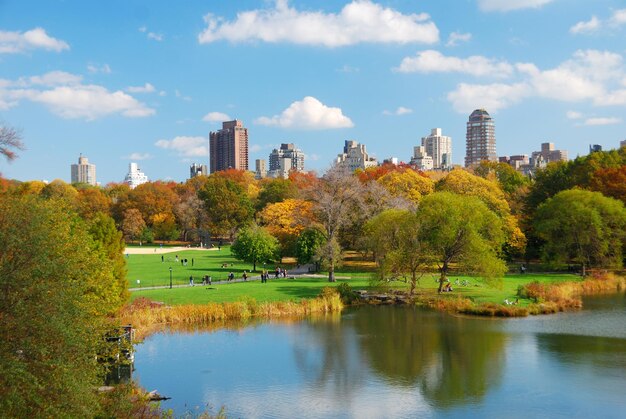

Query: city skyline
left=1, top=0, right=625, bottom=184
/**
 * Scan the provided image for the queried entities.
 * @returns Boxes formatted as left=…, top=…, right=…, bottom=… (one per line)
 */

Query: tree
left=173, top=192, right=206, bottom=241
left=295, top=227, right=327, bottom=266
left=533, top=189, right=626, bottom=275
left=365, top=209, right=429, bottom=295
left=0, top=124, right=25, bottom=162
left=199, top=174, right=254, bottom=239
left=0, top=195, right=125, bottom=417
left=307, top=166, right=364, bottom=281
left=121, top=208, right=146, bottom=241
left=417, top=192, right=507, bottom=293
left=230, top=224, right=279, bottom=271
left=589, top=166, right=626, bottom=204
left=255, top=178, right=298, bottom=212
left=377, top=169, right=434, bottom=205
left=258, top=198, right=314, bottom=256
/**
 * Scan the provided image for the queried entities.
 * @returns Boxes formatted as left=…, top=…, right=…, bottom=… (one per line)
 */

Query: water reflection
left=134, top=295, right=626, bottom=418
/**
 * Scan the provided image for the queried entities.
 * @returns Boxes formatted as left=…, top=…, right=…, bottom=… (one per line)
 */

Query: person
left=175, top=255, right=179, bottom=263
left=520, top=264, right=526, bottom=274
left=189, top=275, right=194, bottom=286
left=208, top=276, right=212, bottom=285
left=243, top=271, right=248, bottom=281
left=283, top=269, right=287, bottom=278
left=275, top=267, right=280, bottom=279
left=218, top=240, right=223, bottom=251
left=161, top=255, right=164, bottom=263
left=192, top=258, right=194, bottom=267
left=228, top=272, right=234, bottom=281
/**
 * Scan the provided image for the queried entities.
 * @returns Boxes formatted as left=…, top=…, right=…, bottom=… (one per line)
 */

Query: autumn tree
left=258, top=198, right=314, bottom=256
left=417, top=192, right=507, bottom=293
left=255, top=177, right=298, bottom=212
left=199, top=174, right=254, bottom=239
left=589, top=166, right=626, bottom=203
left=0, top=195, right=126, bottom=417
left=307, top=166, right=364, bottom=282
left=377, top=168, right=434, bottom=205
left=76, top=187, right=111, bottom=220
left=533, top=189, right=626, bottom=275
left=230, top=224, right=279, bottom=271
left=121, top=208, right=146, bottom=242
left=0, top=123, right=24, bottom=162
left=174, top=192, right=206, bottom=241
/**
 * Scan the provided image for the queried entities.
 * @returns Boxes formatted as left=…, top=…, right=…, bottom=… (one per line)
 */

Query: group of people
left=189, top=275, right=212, bottom=286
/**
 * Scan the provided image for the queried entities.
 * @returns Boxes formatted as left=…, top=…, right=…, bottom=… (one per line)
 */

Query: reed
left=119, top=292, right=343, bottom=337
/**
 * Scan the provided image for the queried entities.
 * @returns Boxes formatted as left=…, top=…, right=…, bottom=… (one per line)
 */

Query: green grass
left=128, top=248, right=583, bottom=307
left=126, top=246, right=272, bottom=288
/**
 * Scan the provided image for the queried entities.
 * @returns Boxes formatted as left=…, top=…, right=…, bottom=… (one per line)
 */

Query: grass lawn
left=127, top=247, right=583, bottom=306
left=126, top=246, right=270, bottom=288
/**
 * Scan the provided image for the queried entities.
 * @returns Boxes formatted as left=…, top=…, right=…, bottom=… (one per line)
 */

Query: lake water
left=134, top=294, right=626, bottom=418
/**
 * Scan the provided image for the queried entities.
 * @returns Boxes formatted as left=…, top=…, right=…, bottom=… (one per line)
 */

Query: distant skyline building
left=255, top=159, right=267, bottom=179
left=410, top=146, right=434, bottom=171
left=70, top=154, right=97, bottom=186
left=335, top=140, right=378, bottom=172
left=589, top=144, right=603, bottom=153
left=465, top=109, right=497, bottom=167
left=621, top=140, right=626, bottom=148
left=189, top=163, right=207, bottom=178
left=268, top=143, right=305, bottom=178
left=209, top=120, right=249, bottom=173
left=530, top=142, right=568, bottom=166
left=421, top=128, right=452, bottom=169
left=124, top=162, right=148, bottom=189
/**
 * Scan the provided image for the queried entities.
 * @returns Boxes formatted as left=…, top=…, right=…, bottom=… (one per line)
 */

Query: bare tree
left=0, top=124, right=25, bottom=162
left=307, top=165, right=364, bottom=282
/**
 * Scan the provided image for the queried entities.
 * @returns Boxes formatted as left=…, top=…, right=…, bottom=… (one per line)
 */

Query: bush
left=336, top=282, right=358, bottom=304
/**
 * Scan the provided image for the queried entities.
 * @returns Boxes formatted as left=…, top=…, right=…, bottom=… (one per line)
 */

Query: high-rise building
left=71, top=154, right=96, bottom=186
left=268, top=143, right=305, bottom=178
left=589, top=144, right=603, bottom=153
left=421, top=128, right=452, bottom=169
left=410, top=146, right=434, bottom=170
left=190, top=163, right=208, bottom=178
left=465, top=109, right=496, bottom=167
left=620, top=140, right=626, bottom=148
left=255, top=159, right=267, bottom=179
left=124, top=163, right=148, bottom=189
left=530, top=142, right=568, bottom=165
left=335, top=140, right=378, bottom=172
left=209, top=120, right=249, bottom=173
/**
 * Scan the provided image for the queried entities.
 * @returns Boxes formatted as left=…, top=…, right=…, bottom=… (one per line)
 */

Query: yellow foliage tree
left=377, top=169, right=434, bottom=205
left=258, top=198, right=315, bottom=255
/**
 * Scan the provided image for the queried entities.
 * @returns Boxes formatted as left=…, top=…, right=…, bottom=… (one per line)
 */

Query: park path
left=129, top=264, right=320, bottom=291
left=125, top=246, right=217, bottom=255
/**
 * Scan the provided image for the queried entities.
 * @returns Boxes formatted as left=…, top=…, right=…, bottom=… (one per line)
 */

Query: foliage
left=122, top=208, right=146, bottom=241
left=255, top=177, right=298, bottom=211
left=533, top=189, right=626, bottom=272
left=258, top=198, right=314, bottom=256
left=589, top=166, right=626, bottom=204
left=417, top=192, right=507, bottom=292
left=377, top=168, right=434, bottom=205
left=199, top=174, right=254, bottom=238
left=0, top=195, right=120, bottom=417
left=295, top=227, right=327, bottom=265
left=474, top=161, right=530, bottom=195
left=230, top=224, right=279, bottom=271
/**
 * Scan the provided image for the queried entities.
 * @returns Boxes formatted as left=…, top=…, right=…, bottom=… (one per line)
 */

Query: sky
left=1, top=0, right=625, bottom=184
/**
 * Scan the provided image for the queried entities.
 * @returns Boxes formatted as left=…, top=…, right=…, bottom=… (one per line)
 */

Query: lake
left=134, top=294, right=626, bottom=418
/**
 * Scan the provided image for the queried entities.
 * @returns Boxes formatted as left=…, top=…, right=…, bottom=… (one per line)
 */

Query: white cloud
left=198, top=0, right=439, bottom=47
left=566, top=111, right=582, bottom=119
left=610, top=9, right=626, bottom=26
left=255, top=96, right=353, bottom=129
left=155, top=136, right=208, bottom=157
left=0, top=27, right=69, bottom=54
left=127, top=83, right=156, bottom=93
left=445, top=31, right=471, bottom=47
left=444, top=49, right=626, bottom=113
left=147, top=32, right=163, bottom=41
left=584, top=117, right=622, bottom=126
left=87, top=63, right=112, bottom=74
left=28, top=71, right=82, bottom=86
left=383, top=106, right=413, bottom=116
left=570, top=16, right=600, bottom=34
left=175, top=89, right=192, bottom=101
left=447, top=82, right=530, bottom=113
left=202, top=111, right=232, bottom=122
left=478, top=0, right=554, bottom=12
left=124, top=153, right=153, bottom=160
left=336, top=65, right=360, bottom=73
left=395, top=50, right=513, bottom=78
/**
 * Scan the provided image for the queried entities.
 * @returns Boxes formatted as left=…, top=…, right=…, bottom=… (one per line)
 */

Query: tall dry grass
left=119, top=294, right=343, bottom=338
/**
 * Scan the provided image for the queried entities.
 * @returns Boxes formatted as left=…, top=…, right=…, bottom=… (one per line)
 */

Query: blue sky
left=1, top=0, right=625, bottom=184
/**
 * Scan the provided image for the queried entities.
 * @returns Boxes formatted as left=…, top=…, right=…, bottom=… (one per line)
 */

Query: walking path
left=125, top=246, right=217, bottom=255
left=129, top=264, right=323, bottom=291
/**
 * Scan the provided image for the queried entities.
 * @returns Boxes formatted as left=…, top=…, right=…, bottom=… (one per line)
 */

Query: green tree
left=199, top=174, right=254, bottom=239
left=255, top=177, right=298, bottom=212
left=533, top=189, right=626, bottom=275
left=230, top=224, right=279, bottom=271
left=0, top=195, right=122, bottom=417
left=295, top=227, right=327, bottom=266
left=365, top=209, right=429, bottom=295
left=418, top=192, right=507, bottom=293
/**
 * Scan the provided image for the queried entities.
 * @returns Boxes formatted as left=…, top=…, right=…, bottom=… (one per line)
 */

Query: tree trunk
left=581, top=263, right=586, bottom=277
left=438, top=262, right=448, bottom=293
left=328, top=259, right=336, bottom=282
left=410, top=271, right=416, bottom=296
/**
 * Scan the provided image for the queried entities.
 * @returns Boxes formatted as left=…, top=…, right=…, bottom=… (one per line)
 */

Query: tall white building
left=421, top=128, right=452, bottom=169
left=335, top=140, right=378, bottom=172
left=124, top=163, right=148, bottom=189
left=255, top=159, right=267, bottom=179
left=410, top=146, right=434, bottom=171
left=71, top=154, right=96, bottom=186
left=268, top=143, right=305, bottom=178
left=465, top=109, right=497, bottom=167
